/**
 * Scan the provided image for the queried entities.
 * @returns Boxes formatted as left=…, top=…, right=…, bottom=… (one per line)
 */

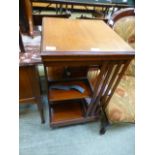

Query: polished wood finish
left=51, top=100, right=98, bottom=127
left=41, top=18, right=134, bottom=128
left=19, top=66, right=43, bottom=102
left=51, top=100, right=84, bottom=123
left=19, top=63, right=45, bottom=123
left=20, top=0, right=34, bottom=36
left=19, top=66, right=35, bottom=101
left=42, top=18, right=133, bottom=53
left=48, top=79, right=92, bottom=102
left=24, top=0, right=34, bottom=36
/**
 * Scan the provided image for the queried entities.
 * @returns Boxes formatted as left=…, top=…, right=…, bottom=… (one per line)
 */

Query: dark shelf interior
left=51, top=99, right=87, bottom=124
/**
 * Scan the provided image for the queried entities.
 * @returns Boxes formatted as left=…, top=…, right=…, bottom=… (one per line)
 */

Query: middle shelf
left=48, top=78, right=93, bottom=102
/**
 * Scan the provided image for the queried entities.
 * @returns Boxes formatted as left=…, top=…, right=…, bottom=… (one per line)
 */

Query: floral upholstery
left=113, top=16, right=135, bottom=76
left=113, top=16, right=135, bottom=47
left=88, top=15, right=135, bottom=123
left=105, top=75, right=135, bottom=123
left=105, top=15, right=135, bottom=123
left=88, top=68, right=135, bottom=123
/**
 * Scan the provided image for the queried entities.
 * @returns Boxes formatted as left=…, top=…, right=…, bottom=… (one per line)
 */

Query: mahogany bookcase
left=41, top=18, right=134, bottom=127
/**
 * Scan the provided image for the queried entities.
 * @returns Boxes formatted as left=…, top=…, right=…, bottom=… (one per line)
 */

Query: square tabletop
left=41, top=18, right=134, bottom=56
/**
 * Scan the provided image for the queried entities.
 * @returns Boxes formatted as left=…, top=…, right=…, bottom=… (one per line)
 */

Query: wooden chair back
left=108, top=8, right=135, bottom=27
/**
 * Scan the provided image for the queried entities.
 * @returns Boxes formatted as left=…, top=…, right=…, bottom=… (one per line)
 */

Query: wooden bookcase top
left=41, top=18, right=134, bottom=57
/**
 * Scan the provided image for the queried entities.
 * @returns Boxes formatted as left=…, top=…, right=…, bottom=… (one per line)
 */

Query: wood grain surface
left=41, top=18, right=134, bottom=55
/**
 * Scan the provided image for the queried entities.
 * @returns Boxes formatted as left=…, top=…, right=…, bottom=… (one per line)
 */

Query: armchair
left=103, top=8, right=135, bottom=132
left=88, top=8, right=135, bottom=134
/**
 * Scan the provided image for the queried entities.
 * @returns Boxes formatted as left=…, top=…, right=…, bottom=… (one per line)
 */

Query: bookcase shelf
left=51, top=100, right=85, bottom=124
left=41, top=17, right=134, bottom=129
left=50, top=99, right=98, bottom=127
left=48, top=78, right=93, bottom=102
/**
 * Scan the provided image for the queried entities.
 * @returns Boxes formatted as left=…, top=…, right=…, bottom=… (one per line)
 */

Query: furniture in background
left=20, top=0, right=44, bottom=123
left=99, top=8, right=135, bottom=133
left=32, top=0, right=135, bottom=16
left=20, top=0, right=34, bottom=36
left=41, top=18, right=134, bottom=128
left=33, top=13, right=71, bottom=25
left=20, top=0, right=72, bottom=35
left=19, top=30, right=25, bottom=53
left=19, top=25, right=45, bottom=123
left=76, top=14, right=108, bottom=23
left=19, top=0, right=73, bottom=124
left=19, top=65, right=45, bottom=124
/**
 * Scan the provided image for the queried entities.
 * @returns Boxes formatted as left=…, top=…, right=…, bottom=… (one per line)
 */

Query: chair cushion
left=88, top=70, right=135, bottom=123
left=87, top=68, right=100, bottom=87
left=105, top=75, right=135, bottom=123
left=125, top=59, right=135, bottom=76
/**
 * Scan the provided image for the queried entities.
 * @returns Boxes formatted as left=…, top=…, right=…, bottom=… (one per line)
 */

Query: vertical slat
left=95, top=61, right=123, bottom=114
left=102, top=59, right=131, bottom=110
left=87, top=67, right=100, bottom=87
left=100, top=61, right=123, bottom=106
left=92, top=69, right=100, bottom=88
left=90, top=62, right=115, bottom=116
left=86, top=62, right=108, bottom=116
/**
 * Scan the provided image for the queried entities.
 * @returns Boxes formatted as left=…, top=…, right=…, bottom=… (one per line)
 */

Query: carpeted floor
left=19, top=96, right=135, bottom=155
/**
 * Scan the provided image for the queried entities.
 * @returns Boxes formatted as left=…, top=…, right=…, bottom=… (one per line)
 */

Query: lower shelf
left=51, top=100, right=84, bottom=123
left=50, top=99, right=99, bottom=127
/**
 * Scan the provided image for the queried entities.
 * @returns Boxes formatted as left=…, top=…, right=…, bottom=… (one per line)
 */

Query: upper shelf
left=48, top=78, right=93, bottom=102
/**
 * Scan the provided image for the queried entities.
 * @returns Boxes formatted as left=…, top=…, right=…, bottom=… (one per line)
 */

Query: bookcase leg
left=99, top=111, right=109, bottom=135
left=48, top=103, right=52, bottom=126
left=100, top=126, right=106, bottom=135
left=37, top=97, right=45, bottom=124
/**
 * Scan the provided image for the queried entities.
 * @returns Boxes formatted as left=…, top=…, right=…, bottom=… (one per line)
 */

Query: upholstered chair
left=105, top=8, right=135, bottom=124
left=88, top=8, right=135, bottom=133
